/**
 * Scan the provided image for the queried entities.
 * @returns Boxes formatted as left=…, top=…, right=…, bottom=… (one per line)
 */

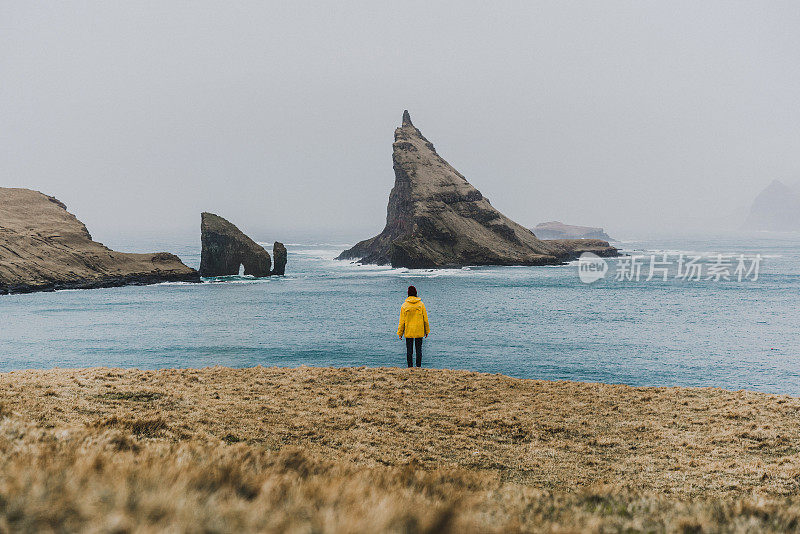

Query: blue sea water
left=2, top=235, right=799, bottom=395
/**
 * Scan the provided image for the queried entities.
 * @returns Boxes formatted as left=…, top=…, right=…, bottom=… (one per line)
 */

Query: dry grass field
left=0, top=366, right=799, bottom=532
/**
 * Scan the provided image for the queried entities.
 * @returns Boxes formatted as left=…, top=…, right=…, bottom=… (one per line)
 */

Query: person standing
left=397, top=285, right=430, bottom=367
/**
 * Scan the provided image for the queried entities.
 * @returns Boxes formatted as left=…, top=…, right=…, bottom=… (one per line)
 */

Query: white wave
left=198, top=275, right=287, bottom=284
left=293, top=250, right=347, bottom=260
left=258, top=242, right=352, bottom=248
left=637, top=249, right=699, bottom=255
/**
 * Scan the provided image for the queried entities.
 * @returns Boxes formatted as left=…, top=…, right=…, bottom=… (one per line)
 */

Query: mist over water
left=3, top=235, right=798, bottom=395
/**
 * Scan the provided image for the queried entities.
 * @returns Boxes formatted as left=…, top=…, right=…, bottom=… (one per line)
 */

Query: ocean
left=2, top=235, right=799, bottom=395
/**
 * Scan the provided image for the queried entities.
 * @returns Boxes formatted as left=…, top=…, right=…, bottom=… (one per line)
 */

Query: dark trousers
left=406, top=337, right=423, bottom=367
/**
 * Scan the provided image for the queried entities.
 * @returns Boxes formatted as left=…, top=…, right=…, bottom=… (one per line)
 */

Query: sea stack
left=0, top=187, right=199, bottom=294
left=271, top=242, right=287, bottom=275
left=338, top=111, right=615, bottom=268
left=199, top=212, right=272, bottom=277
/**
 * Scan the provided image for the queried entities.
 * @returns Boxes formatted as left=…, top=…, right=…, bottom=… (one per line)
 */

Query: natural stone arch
left=199, top=212, right=271, bottom=277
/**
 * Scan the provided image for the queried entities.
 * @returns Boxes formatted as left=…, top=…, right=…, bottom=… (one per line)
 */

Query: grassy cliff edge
left=0, top=366, right=798, bottom=532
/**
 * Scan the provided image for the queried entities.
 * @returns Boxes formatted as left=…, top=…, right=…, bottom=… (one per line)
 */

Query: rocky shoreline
left=0, top=191, right=293, bottom=295
left=1, top=269, right=199, bottom=295
left=3, top=113, right=625, bottom=293
left=0, top=188, right=199, bottom=295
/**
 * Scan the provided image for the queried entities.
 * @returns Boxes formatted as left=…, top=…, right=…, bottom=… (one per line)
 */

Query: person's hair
left=407, top=285, right=417, bottom=297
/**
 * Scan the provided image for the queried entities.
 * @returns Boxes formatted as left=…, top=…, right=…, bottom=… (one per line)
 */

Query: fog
left=2, top=2, right=799, bottom=243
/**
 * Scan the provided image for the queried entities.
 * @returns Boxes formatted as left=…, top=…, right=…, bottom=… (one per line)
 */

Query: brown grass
left=0, top=366, right=799, bottom=532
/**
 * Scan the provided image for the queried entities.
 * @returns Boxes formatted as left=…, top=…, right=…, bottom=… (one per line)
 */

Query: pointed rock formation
left=0, top=188, right=199, bottom=294
left=338, top=111, right=616, bottom=267
left=199, top=213, right=271, bottom=277
left=271, top=242, right=287, bottom=275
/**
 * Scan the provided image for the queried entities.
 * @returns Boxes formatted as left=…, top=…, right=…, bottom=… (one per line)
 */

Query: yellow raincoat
left=397, top=296, right=430, bottom=338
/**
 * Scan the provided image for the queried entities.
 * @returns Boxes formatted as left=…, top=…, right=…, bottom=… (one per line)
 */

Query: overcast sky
left=2, top=2, right=799, bottom=243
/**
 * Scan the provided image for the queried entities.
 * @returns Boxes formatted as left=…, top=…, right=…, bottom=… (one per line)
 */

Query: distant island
left=338, top=111, right=616, bottom=268
left=744, top=179, right=800, bottom=231
left=532, top=221, right=614, bottom=241
left=0, top=188, right=198, bottom=294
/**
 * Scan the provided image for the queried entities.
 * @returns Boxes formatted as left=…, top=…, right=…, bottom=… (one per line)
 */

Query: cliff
left=199, top=212, right=272, bottom=277
left=533, top=221, right=614, bottom=241
left=338, top=111, right=616, bottom=267
left=0, top=188, right=199, bottom=294
left=743, top=180, right=800, bottom=231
